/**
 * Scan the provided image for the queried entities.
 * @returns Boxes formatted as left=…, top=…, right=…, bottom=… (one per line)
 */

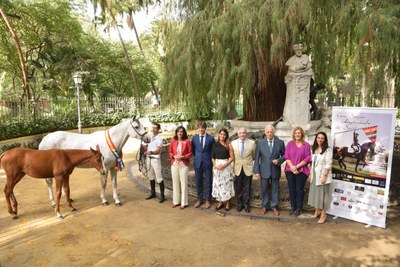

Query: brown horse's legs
left=54, top=177, right=64, bottom=219
left=63, top=175, right=76, bottom=211
left=4, top=184, right=18, bottom=219
left=4, top=173, right=24, bottom=219
left=10, top=192, right=18, bottom=215
left=4, top=184, right=15, bottom=217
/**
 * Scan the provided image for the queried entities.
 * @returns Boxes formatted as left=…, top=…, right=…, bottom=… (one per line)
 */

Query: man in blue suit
left=254, top=125, right=285, bottom=216
left=191, top=121, right=215, bottom=209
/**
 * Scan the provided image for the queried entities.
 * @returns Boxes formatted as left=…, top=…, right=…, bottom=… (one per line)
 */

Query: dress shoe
left=225, top=200, right=231, bottom=211
left=236, top=205, right=243, bottom=212
left=205, top=200, right=212, bottom=209
left=172, top=204, right=180, bottom=208
left=194, top=200, right=202, bottom=208
left=180, top=205, right=188, bottom=210
left=318, top=211, right=327, bottom=223
left=145, top=193, right=156, bottom=200
left=293, top=209, right=302, bottom=217
left=215, top=202, right=223, bottom=211
left=260, top=208, right=267, bottom=215
left=244, top=205, right=250, bottom=213
left=311, top=209, right=321, bottom=218
left=272, top=208, right=280, bottom=216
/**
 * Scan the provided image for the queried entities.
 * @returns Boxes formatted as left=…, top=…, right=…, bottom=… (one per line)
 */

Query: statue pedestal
left=283, top=73, right=312, bottom=129
left=230, top=119, right=323, bottom=143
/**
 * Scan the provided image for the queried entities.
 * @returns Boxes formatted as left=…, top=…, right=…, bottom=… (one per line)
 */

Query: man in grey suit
left=254, top=125, right=285, bottom=216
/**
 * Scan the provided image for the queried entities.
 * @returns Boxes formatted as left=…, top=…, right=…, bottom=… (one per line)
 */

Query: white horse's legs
left=46, top=178, right=56, bottom=208
left=100, top=171, right=109, bottom=205
left=110, top=169, right=122, bottom=206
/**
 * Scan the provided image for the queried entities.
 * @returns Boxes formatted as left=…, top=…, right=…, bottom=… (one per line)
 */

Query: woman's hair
left=312, top=131, right=329, bottom=154
left=217, top=128, right=230, bottom=146
left=173, top=126, right=188, bottom=140
left=291, top=126, right=305, bottom=142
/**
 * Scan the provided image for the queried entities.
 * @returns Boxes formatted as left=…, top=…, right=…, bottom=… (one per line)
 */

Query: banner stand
left=328, top=107, right=397, bottom=228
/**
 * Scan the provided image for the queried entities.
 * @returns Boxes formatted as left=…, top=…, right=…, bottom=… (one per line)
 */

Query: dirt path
left=1, top=153, right=399, bottom=267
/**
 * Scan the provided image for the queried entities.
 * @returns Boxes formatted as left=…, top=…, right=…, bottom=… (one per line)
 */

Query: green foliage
left=0, top=0, right=157, bottom=101
left=0, top=111, right=137, bottom=141
left=147, top=107, right=210, bottom=123
left=161, top=0, right=400, bottom=120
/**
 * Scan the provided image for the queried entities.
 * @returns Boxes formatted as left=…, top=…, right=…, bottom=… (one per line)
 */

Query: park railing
left=0, top=97, right=178, bottom=124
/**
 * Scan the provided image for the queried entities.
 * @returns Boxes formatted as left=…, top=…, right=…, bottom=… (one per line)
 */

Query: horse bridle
left=130, top=119, right=148, bottom=140
left=130, top=118, right=150, bottom=175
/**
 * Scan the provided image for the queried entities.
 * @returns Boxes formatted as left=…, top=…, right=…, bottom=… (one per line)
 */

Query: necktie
left=200, top=135, right=204, bottom=150
left=240, top=141, right=245, bottom=157
left=269, top=140, right=273, bottom=152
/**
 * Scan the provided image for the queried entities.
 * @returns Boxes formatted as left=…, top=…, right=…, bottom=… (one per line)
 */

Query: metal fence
left=0, top=97, right=178, bottom=123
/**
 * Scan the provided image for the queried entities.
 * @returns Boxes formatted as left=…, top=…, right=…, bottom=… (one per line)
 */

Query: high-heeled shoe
left=225, top=201, right=231, bottom=211
left=311, top=209, right=321, bottom=218
left=215, top=201, right=223, bottom=211
left=318, top=211, right=327, bottom=224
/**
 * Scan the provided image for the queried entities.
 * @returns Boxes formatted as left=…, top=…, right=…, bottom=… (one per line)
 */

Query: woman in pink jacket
left=284, top=126, right=312, bottom=217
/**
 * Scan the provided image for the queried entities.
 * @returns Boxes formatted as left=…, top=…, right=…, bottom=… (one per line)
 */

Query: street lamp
left=73, top=72, right=82, bottom=134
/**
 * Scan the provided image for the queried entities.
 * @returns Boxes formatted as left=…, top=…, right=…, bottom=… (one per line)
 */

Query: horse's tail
left=0, top=151, right=6, bottom=170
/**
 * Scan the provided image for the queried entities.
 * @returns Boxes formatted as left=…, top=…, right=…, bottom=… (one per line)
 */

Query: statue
left=309, top=78, right=325, bottom=120
left=283, top=44, right=314, bottom=129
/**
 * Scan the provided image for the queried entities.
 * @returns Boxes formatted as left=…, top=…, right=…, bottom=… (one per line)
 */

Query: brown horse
left=0, top=146, right=105, bottom=220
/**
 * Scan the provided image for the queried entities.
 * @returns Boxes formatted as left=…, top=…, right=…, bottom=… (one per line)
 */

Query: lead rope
left=136, top=142, right=150, bottom=176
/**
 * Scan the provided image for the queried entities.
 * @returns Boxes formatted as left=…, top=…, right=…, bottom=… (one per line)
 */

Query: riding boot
left=145, top=180, right=156, bottom=200
left=159, top=181, right=165, bottom=203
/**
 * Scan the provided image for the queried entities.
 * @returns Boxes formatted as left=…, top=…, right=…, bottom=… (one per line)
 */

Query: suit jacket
left=254, top=136, right=285, bottom=179
left=232, top=138, right=256, bottom=176
left=191, top=133, right=215, bottom=169
left=169, top=139, right=192, bottom=166
left=310, top=147, right=333, bottom=185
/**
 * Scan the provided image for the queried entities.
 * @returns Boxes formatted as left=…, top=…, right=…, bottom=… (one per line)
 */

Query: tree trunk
left=129, top=15, right=159, bottom=100
left=0, top=6, right=31, bottom=99
left=110, top=13, right=141, bottom=103
left=243, top=45, right=289, bottom=121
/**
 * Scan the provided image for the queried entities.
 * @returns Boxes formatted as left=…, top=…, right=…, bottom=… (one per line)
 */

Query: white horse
left=38, top=117, right=150, bottom=206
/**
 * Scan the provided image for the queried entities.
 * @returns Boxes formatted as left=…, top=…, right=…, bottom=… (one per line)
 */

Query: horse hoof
left=72, top=208, right=77, bottom=212
left=102, top=201, right=109, bottom=206
left=52, top=204, right=56, bottom=208
left=12, top=214, right=18, bottom=220
left=115, top=202, right=123, bottom=207
left=58, top=215, right=64, bottom=220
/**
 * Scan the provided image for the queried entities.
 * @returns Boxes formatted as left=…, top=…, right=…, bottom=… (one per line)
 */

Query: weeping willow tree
left=161, top=0, right=400, bottom=121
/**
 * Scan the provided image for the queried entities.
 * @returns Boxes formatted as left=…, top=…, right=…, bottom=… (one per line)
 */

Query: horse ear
left=96, top=144, right=100, bottom=152
left=90, top=147, right=95, bottom=153
left=132, top=115, right=136, bottom=120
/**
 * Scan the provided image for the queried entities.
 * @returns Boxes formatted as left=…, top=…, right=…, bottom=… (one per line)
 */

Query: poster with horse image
left=328, top=107, right=397, bottom=228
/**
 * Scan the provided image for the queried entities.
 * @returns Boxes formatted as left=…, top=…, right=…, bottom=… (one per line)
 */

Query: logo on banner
left=363, top=126, right=378, bottom=143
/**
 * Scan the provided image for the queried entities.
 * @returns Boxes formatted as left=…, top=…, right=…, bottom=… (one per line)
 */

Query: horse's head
left=368, top=142, right=376, bottom=155
left=89, top=145, right=106, bottom=175
left=128, top=118, right=151, bottom=143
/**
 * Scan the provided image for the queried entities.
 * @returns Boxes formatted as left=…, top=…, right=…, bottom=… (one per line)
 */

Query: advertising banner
left=328, top=107, right=397, bottom=228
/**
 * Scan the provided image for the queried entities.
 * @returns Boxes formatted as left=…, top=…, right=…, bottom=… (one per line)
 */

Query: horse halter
left=130, top=119, right=148, bottom=140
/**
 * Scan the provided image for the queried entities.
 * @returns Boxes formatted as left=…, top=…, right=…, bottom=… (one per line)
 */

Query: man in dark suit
left=191, top=121, right=215, bottom=209
left=254, top=125, right=285, bottom=216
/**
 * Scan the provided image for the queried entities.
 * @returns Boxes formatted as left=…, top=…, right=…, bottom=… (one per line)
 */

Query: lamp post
left=73, top=72, right=82, bottom=134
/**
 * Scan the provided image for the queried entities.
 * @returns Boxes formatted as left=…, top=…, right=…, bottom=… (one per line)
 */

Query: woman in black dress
left=211, top=128, right=235, bottom=211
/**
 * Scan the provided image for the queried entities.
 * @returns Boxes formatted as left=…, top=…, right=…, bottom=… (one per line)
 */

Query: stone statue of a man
left=283, top=44, right=313, bottom=128
left=285, top=44, right=313, bottom=79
